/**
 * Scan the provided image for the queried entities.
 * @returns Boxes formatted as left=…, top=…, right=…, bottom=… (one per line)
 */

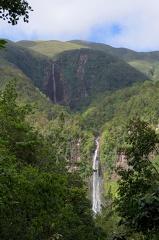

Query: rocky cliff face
left=42, top=48, right=148, bottom=110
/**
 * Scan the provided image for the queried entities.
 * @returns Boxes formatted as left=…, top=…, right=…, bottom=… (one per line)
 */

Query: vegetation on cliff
left=0, top=81, right=105, bottom=240
left=2, top=37, right=159, bottom=239
left=0, top=41, right=148, bottom=111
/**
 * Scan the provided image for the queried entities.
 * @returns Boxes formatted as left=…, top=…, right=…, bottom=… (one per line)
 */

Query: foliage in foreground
left=0, top=80, right=105, bottom=240
left=0, top=0, right=33, bottom=25
left=114, top=118, right=159, bottom=239
left=95, top=119, right=159, bottom=240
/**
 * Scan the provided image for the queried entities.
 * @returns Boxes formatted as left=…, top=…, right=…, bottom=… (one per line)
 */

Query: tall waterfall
left=92, top=138, right=102, bottom=214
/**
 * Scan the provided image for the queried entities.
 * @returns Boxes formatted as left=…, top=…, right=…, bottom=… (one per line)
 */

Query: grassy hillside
left=17, top=40, right=88, bottom=59
left=128, top=59, right=159, bottom=80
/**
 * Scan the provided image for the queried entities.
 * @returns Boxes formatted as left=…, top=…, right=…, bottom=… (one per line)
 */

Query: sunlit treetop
left=0, top=0, right=33, bottom=25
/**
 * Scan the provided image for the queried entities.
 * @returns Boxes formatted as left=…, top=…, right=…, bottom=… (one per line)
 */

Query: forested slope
left=1, top=39, right=159, bottom=239
left=69, top=40, right=159, bottom=81
left=0, top=40, right=148, bottom=111
left=0, top=81, right=105, bottom=240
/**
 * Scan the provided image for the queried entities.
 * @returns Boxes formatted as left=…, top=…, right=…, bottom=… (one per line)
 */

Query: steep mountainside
left=18, top=39, right=159, bottom=81
left=0, top=41, right=148, bottom=111
left=53, top=49, right=148, bottom=110
left=0, top=41, right=69, bottom=133
left=0, top=41, right=51, bottom=92
left=69, top=40, right=159, bottom=80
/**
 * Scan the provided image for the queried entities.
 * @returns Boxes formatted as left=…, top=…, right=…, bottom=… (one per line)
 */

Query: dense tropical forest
left=1, top=39, right=159, bottom=240
left=1, top=2, right=159, bottom=239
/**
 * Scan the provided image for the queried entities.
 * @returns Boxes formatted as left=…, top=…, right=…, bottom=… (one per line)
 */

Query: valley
left=1, top=39, right=159, bottom=239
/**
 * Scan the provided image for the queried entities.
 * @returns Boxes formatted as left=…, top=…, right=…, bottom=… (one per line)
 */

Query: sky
left=1, top=0, right=159, bottom=52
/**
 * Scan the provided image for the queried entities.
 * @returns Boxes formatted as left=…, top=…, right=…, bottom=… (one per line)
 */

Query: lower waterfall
left=92, top=138, right=102, bottom=214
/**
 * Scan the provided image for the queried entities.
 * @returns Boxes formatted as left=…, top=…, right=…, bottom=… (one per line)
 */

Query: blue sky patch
left=110, top=24, right=122, bottom=35
left=89, top=23, right=122, bottom=44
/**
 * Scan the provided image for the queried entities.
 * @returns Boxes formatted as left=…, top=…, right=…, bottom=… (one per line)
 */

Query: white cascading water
left=92, top=138, right=101, bottom=214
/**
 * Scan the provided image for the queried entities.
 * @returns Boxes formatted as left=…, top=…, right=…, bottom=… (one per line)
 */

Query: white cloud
left=1, top=0, right=159, bottom=51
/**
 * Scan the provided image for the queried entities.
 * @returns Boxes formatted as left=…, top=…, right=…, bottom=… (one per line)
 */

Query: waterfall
left=92, top=138, right=102, bottom=214
left=52, top=63, right=57, bottom=103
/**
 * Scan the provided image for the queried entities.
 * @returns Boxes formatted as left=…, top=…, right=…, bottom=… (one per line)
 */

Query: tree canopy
left=0, top=80, right=105, bottom=240
left=0, top=0, right=33, bottom=25
left=114, top=118, right=159, bottom=239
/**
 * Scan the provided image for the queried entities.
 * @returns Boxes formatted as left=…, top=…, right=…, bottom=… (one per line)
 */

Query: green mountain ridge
left=0, top=40, right=148, bottom=111
left=17, top=39, right=88, bottom=58
left=17, top=39, right=159, bottom=81
left=54, top=48, right=148, bottom=110
left=69, top=40, right=159, bottom=80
